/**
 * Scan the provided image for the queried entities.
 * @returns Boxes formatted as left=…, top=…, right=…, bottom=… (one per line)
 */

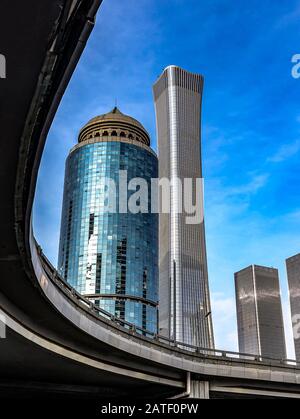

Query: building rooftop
left=78, top=107, right=150, bottom=146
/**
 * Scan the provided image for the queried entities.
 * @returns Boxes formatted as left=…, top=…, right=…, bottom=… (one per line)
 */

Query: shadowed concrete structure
left=1, top=0, right=300, bottom=399
left=235, top=265, right=286, bottom=359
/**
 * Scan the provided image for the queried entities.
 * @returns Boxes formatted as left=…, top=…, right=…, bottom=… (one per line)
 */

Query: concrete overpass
left=1, top=0, right=300, bottom=399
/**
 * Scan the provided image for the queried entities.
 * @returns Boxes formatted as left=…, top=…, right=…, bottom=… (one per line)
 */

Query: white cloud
left=206, top=172, right=269, bottom=202
left=282, top=209, right=300, bottom=223
left=267, top=140, right=300, bottom=163
left=282, top=296, right=296, bottom=360
left=276, top=2, right=300, bottom=28
left=211, top=292, right=238, bottom=352
left=227, top=174, right=269, bottom=196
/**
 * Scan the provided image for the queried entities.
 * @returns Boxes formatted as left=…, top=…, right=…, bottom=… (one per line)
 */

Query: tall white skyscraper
left=153, top=65, right=214, bottom=348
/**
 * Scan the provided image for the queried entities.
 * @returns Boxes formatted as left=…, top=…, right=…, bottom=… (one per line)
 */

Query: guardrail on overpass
left=39, top=244, right=300, bottom=370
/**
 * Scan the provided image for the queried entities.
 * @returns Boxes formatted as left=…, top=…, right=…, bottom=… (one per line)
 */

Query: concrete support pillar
left=188, top=380, right=210, bottom=399
left=0, top=313, right=6, bottom=339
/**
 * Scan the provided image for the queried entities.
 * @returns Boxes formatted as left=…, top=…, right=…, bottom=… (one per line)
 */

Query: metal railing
left=37, top=244, right=300, bottom=370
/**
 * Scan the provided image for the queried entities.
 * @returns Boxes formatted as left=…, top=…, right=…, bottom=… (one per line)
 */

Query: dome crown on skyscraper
left=78, top=107, right=150, bottom=146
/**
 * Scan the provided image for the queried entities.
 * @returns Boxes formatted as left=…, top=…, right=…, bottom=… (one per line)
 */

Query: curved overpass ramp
left=1, top=0, right=300, bottom=399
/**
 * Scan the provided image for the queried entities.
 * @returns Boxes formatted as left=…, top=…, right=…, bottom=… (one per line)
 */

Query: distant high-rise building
left=153, top=65, right=214, bottom=348
left=58, top=107, right=158, bottom=333
left=286, top=253, right=300, bottom=360
left=235, top=265, right=286, bottom=359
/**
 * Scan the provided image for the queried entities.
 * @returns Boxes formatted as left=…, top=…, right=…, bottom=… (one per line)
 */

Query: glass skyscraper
left=153, top=66, right=214, bottom=348
left=235, top=265, right=286, bottom=359
left=286, top=253, right=300, bottom=360
left=58, top=107, right=158, bottom=333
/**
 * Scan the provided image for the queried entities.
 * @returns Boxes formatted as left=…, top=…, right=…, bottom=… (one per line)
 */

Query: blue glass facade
left=58, top=135, right=158, bottom=333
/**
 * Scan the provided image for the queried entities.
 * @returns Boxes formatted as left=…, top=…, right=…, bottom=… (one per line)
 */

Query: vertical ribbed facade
left=58, top=108, right=158, bottom=333
left=235, top=265, right=286, bottom=359
left=286, top=253, right=300, bottom=360
left=153, top=66, right=214, bottom=348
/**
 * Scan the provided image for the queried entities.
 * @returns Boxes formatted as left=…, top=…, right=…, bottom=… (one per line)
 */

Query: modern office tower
left=235, top=265, right=286, bottom=359
left=58, top=107, right=158, bottom=333
left=153, top=65, right=214, bottom=348
left=286, top=253, right=300, bottom=360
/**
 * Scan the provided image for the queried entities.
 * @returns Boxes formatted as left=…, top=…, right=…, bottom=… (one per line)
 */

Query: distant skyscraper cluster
left=235, top=256, right=300, bottom=361
left=58, top=64, right=300, bottom=361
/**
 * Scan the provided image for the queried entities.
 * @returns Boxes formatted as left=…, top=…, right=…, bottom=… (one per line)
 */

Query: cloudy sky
left=33, top=0, right=300, bottom=356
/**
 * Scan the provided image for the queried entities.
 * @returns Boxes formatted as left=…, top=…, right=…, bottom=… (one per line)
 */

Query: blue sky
left=33, top=0, right=300, bottom=355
